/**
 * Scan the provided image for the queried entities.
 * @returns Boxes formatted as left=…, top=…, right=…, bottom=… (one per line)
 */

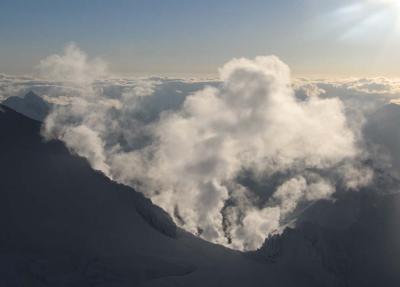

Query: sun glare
left=372, top=0, right=400, bottom=31
left=370, top=0, right=400, bottom=11
left=335, top=0, right=400, bottom=38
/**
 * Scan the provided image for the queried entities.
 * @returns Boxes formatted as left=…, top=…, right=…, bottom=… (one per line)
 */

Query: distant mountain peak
left=2, top=90, right=50, bottom=121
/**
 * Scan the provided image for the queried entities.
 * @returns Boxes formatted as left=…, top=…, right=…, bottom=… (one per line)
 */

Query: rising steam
left=40, top=44, right=372, bottom=250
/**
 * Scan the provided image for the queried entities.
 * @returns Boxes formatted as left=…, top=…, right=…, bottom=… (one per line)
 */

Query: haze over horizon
left=2, top=0, right=400, bottom=77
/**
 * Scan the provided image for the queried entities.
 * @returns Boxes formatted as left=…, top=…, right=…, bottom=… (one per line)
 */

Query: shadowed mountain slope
left=0, top=105, right=283, bottom=286
left=1, top=103, right=400, bottom=287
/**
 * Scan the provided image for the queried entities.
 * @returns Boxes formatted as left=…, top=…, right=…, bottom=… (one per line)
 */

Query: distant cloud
left=38, top=43, right=107, bottom=85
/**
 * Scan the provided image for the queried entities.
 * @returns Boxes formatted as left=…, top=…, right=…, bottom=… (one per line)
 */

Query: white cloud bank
left=34, top=45, right=373, bottom=250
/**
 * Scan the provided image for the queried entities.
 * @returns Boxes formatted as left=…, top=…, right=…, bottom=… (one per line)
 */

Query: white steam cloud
left=39, top=45, right=372, bottom=250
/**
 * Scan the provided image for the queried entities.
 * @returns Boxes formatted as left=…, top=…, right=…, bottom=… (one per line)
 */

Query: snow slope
left=1, top=103, right=400, bottom=286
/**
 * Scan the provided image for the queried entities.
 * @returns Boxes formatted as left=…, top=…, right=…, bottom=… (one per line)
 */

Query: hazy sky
left=1, top=0, right=400, bottom=77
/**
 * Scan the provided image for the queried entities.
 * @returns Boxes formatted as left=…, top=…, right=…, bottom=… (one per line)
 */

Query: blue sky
left=1, top=0, right=400, bottom=77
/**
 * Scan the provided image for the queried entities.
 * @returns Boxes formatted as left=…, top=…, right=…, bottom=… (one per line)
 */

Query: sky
left=1, top=0, right=400, bottom=77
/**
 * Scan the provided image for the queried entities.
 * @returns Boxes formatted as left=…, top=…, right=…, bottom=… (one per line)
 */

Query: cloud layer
left=3, top=45, right=386, bottom=250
